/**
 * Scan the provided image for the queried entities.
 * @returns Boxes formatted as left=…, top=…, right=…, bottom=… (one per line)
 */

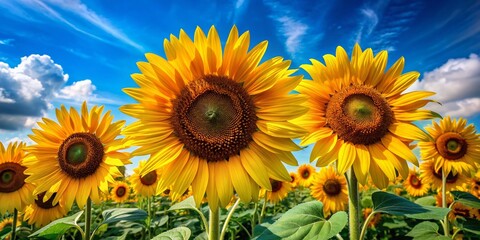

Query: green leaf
left=457, top=217, right=480, bottom=235
left=29, top=211, right=84, bottom=239
left=451, top=191, right=480, bottom=209
left=253, top=201, right=347, bottom=240
left=405, top=206, right=450, bottom=220
left=101, top=208, right=147, bottom=225
left=406, top=221, right=450, bottom=240
left=383, top=221, right=408, bottom=229
left=372, top=191, right=428, bottom=216
left=151, top=227, right=191, bottom=240
left=193, top=231, right=208, bottom=240
left=414, top=196, right=436, bottom=206
left=169, top=196, right=197, bottom=211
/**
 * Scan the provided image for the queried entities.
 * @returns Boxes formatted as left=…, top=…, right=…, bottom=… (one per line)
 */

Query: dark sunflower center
left=140, top=171, right=157, bottom=186
left=171, top=75, right=257, bottom=162
left=163, top=189, right=171, bottom=195
left=436, top=132, right=467, bottom=160
left=116, top=186, right=126, bottom=197
left=290, top=175, right=295, bottom=183
left=409, top=174, right=422, bottom=188
left=270, top=179, right=282, bottom=192
left=326, top=85, right=393, bottom=145
left=323, top=179, right=341, bottom=196
left=35, top=192, right=58, bottom=209
left=0, top=162, right=27, bottom=193
left=433, top=168, right=459, bottom=183
left=58, top=133, right=104, bottom=179
left=302, top=170, right=310, bottom=179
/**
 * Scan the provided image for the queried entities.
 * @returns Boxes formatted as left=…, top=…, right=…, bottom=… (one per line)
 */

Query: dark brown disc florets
left=35, top=192, right=59, bottom=209
left=58, top=133, right=104, bottom=179
left=323, top=179, right=342, bottom=196
left=0, top=162, right=27, bottom=193
left=171, top=75, right=257, bottom=162
left=270, top=179, right=283, bottom=193
left=436, top=132, right=467, bottom=160
left=140, top=171, right=157, bottom=186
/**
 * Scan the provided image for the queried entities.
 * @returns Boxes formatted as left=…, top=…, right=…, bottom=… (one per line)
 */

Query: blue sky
left=0, top=0, right=479, bottom=173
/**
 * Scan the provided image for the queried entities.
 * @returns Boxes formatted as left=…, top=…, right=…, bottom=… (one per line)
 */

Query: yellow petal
left=381, top=133, right=419, bottom=166
left=389, top=122, right=431, bottom=142
left=227, top=155, right=252, bottom=202
left=191, top=157, right=209, bottom=207
left=300, top=128, right=333, bottom=146
left=215, top=161, right=234, bottom=208
left=337, top=142, right=357, bottom=174
left=369, top=143, right=396, bottom=181
left=240, top=147, right=271, bottom=190
left=353, top=144, right=370, bottom=184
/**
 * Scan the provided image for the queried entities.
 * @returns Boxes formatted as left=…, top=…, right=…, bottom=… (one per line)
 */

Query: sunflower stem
left=251, top=202, right=258, bottom=234
left=220, top=198, right=241, bottom=240
left=208, top=207, right=220, bottom=240
left=347, top=168, right=360, bottom=240
left=85, top=198, right=92, bottom=240
left=147, top=197, right=152, bottom=239
left=442, top=170, right=450, bottom=237
left=12, top=208, right=17, bottom=240
left=259, top=191, right=268, bottom=224
left=359, top=210, right=376, bottom=240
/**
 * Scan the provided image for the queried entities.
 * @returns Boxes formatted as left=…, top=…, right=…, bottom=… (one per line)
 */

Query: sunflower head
left=310, top=166, right=348, bottom=216
left=289, top=172, right=299, bottom=188
left=295, top=44, right=437, bottom=188
left=297, top=164, right=316, bottom=187
left=111, top=181, right=130, bottom=203
left=420, top=160, right=467, bottom=191
left=403, top=168, right=429, bottom=197
left=260, top=178, right=292, bottom=204
left=419, top=116, right=480, bottom=175
left=0, top=141, right=34, bottom=214
left=24, top=191, right=68, bottom=227
left=130, top=160, right=159, bottom=198
left=120, top=26, right=306, bottom=209
left=24, top=102, right=130, bottom=210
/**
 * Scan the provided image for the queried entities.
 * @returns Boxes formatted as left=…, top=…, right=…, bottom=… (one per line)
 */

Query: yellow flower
left=420, top=160, right=467, bottom=191
left=289, top=172, right=299, bottom=188
left=130, top=160, right=159, bottom=198
left=297, top=164, right=316, bottom=187
left=260, top=178, right=292, bottom=204
left=0, top=216, right=21, bottom=232
left=120, top=26, right=306, bottom=209
left=111, top=181, right=130, bottom=203
left=403, top=168, right=429, bottom=197
left=310, top=166, right=348, bottom=216
left=24, top=192, right=68, bottom=227
left=24, top=102, right=130, bottom=210
left=294, top=44, right=436, bottom=188
left=0, top=141, right=34, bottom=214
left=419, top=116, right=480, bottom=175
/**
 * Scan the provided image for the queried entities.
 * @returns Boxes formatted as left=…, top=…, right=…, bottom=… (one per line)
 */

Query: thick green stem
left=259, top=191, right=268, bottom=224
left=347, top=168, right=360, bottom=240
left=359, top=211, right=376, bottom=240
left=220, top=198, right=241, bottom=240
left=442, top=170, right=450, bottom=237
left=208, top=207, right=220, bottom=240
left=11, top=208, right=18, bottom=240
left=85, top=198, right=92, bottom=240
left=251, top=202, right=258, bottom=234
left=147, top=197, right=152, bottom=239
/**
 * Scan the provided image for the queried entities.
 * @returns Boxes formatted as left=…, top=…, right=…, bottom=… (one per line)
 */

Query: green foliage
left=406, top=221, right=450, bottom=240
left=372, top=191, right=428, bottom=216
left=151, top=226, right=191, bottom=240
left=457, top=217, right=480, bottom=235
left=253, top=201, right=347, bottom=240
left=405, top=206, right=450, bottom=220
left=29, top=211, right=84, bottom=239
left=101, top=208, right=147, bottom=225
left=451, top=191, right=480, bottom=209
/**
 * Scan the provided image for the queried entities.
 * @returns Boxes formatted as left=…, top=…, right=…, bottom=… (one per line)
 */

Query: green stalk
left=442, top=170, right=449, bottom=237
left=208, top=207, right=220, bottom=240
left=259, top=191, right=268, bottom=224
left=347, top=168, right=360, bottom=240
left=12, top=208, right=18, bottom=240
left=220, top=198, right=241, bottom=240
left=359, top=210, right=376, bottom=239
left=147, top=197, right=152, bottom=239
left=85, top=198, right=92, bottom=240
left=251, top=202, right=258, bottom=234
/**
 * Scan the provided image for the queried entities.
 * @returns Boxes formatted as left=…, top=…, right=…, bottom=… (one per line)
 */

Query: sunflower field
left=1, top=26, right=480, bottom=240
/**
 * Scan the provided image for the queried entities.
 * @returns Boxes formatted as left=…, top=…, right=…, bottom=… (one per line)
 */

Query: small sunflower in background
left=310, top=166, right=348, bottom=216
left=297, top=164, right=316, bottom=187
left=0, top=141, right=34, bottom=214
left=24, top=192, right=68, bottom=227
left=403, top=168, right=429, bottom=197
left=24, top=102, right=130, bottom=210
left=111, top=181, right=130, bottom=203
left=130, top=160, right=159, bottom=198
left=260, top=178, right=292, bottom=204
left=420, top=160, right=467, bottom=191
left=289, top=172, right=299, bottom=188
left=469, top=171, right=480, bottom=198
left=0, top=216, right=21, bottom=232
left=120, top=25, right=307, bottom=209
left=294, top=44, right=437, bottom=188
left=419, top=116, right=480, bottom=175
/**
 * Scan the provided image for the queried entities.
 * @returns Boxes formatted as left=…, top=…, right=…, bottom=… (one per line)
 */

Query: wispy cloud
left=0, top=38, right=14, bottom=46
left=276, top=16, right=308, bottom=58
left=0, top=0, right=143, bottom=52
left=355, top=8, right=378, bottom=43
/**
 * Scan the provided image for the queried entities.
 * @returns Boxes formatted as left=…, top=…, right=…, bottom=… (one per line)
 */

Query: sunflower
left=0, top=141, right=35, bottom=214
left=419, top=116, right=480, bottom=175
left=403, top=168, right=429, bottom=197
left=294, top=44, right=437, bottom=188
left=297, top=164, right=316, bottom=187
left=289, top=172, right=299, bottom=188
left=130, top=160, right=159, bottom=198
left=24, top=102, right=130, bottom=210
left=310, top=166, right=348, bottom=216
left=260, top=178, right=292, bottom=204
left=24, top=192, right=68, bottom=227
left=0, top=216, right=21, bottom=232
left=434, top=191, right=471, bottom=220
left=420, top=160, right=467, bottom=191
left=111, top=181, right=130, bottom=203
left=120, top=26, right=306, bottom=209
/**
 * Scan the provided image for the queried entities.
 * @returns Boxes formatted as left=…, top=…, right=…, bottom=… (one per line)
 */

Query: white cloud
left=0, top=54, right=99, bottom=130
left=277, top=16, right=308, bottom=57
left=409, top=54, right=480, bottom=117
left=355, top=8, right=379, bottom=43
left=0, top=38, right=14, bottom=46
